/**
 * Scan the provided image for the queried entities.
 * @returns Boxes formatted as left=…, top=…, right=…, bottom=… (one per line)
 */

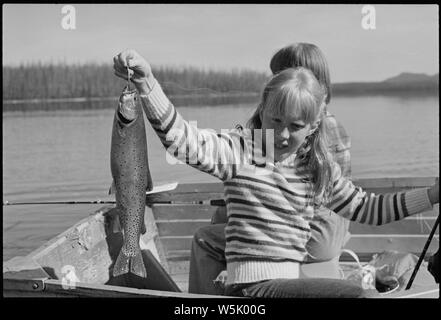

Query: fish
left=110, top=86, right=153, bottom=278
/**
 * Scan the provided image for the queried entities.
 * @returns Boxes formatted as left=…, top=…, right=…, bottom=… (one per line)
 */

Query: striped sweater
left=140, top=79, right=433, bottom=285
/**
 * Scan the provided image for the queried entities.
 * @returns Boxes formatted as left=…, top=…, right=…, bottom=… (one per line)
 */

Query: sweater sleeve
left=326, top=162, right=433, bottom=225
left=138, top=78, right=245, bottom=181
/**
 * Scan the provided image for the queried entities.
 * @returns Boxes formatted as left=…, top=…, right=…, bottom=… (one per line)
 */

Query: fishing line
left=127, top=66, right=131, bottom=91
left=160, top=81, right=259, bottom=96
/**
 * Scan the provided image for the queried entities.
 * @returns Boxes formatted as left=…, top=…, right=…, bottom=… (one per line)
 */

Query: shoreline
left=3, top=91, right=439, bottom=105
left=2, top=93, right=261, bottom=112
left=3, top=92, right=260, bottom=105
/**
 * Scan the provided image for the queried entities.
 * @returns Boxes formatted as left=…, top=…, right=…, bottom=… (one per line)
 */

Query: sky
left=2, top=4, right=439, bottom=82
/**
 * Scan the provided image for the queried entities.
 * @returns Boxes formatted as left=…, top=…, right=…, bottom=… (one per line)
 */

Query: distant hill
left=383, top=72, right=439, bottom=83
left=332, top=72, right=438, bottom=97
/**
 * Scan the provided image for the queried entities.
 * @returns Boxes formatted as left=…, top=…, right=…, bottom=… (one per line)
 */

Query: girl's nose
left=279, top=127, right=290, bottom=139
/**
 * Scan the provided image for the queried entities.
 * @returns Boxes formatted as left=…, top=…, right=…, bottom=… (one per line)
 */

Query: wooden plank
left=155, top=182, right=224, bottom=195
left=167, top=250, right=192, bottom=261
left=3, top=256, right=49, bottom=281
left=148, top=178, right=435, bottom=202
left=148, top=192, right=225, bottom=204
left=3, top=278, right=47, bottom=293
left=168, top=260, right=191, bottom=277
left=344, top=236, right=439, bottom=255
left=152, top=204, right=223, bottom=220
left=160, top=234, right=439, bottom=260
left=170, top=273, right=189, bottom=293
left=146, top=182, right=224, bottom=204
left=40, top=279, right=229, bottom=298
left=157, top=220, right=211, bottom=237
left=349, top=217, right=439, bottom=234
left=378, top=285, right=439, bottom=299
left=3, top=278, right=220, bottom=298
left=352, top=177, right=436, bottom=189
left=161, top=236, right=193, bottom=252
left=146, top=177, right=435, bottom=204
left=142, top=206, right=170, bottom=272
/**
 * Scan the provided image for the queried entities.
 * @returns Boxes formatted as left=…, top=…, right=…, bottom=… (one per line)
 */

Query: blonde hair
left=247, top=67, right=333, bottom=205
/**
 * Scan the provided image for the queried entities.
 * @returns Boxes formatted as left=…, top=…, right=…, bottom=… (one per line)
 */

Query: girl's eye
left=272, top=118, right=282, bottom=123
left=289, top=124, right=302, bottom=131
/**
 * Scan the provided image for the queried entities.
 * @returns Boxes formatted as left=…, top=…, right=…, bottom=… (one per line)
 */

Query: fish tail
left=129, top=249, right=147, bottom=278
left=113, top=248, right=147, bottom=278
left=113, top=249, right=130, bottom=277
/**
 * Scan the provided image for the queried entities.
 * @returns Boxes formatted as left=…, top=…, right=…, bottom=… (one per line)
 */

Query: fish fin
left=129, top=250, right=147, bottom=278
left=108, top=181, right=116, bottom=195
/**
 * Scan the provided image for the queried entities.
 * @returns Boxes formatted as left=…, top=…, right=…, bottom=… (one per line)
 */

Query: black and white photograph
left=3, top=4, right=439, bottom=305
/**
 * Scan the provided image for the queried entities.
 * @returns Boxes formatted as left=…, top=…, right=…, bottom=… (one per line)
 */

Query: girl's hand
left=428, top=177, right=439, bottom=205
left=113, top=49, right=154, bottom=94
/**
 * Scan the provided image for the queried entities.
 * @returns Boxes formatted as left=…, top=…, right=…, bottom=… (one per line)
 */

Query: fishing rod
left=2, top=199, right=226, bottom=206
left=3, top=182, right=183, bottom=206
left=405, top=214, right=440, bottom=290
left=3, top=200, right=116, bottom=205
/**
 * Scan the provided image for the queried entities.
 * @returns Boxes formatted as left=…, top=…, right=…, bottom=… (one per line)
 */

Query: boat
left=3, top=177, right=439, bottom=298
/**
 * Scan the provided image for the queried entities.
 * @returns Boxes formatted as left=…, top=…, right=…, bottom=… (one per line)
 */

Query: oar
left=405, top=214, right=440, bottom=290
left=3, top=182, right=179, bottom=206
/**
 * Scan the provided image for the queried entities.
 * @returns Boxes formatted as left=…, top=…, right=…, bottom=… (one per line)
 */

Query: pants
left=224, top=278, right=379, bottom=298
left=188, top=209, right=350, bottom=295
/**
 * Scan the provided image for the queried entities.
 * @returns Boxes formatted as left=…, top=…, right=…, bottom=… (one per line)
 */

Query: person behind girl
left=188, top=43, right=353, bottom=295
left=113, top=50, right=439, bottom=298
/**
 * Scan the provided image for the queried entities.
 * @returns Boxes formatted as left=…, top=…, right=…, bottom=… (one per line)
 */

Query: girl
left=113, top=50, right=439, bottom=298
left=190, top=43, right=352, bottom=296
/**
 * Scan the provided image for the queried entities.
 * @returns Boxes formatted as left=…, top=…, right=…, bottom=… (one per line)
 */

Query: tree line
left=3, top=63, right=269, bottom=100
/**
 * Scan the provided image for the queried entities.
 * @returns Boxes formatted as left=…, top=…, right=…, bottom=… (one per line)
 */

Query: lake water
left=2, top=95, right=439, bottom=261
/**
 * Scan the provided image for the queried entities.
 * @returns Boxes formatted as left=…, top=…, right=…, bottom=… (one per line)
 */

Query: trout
left=111, top=86, right=153, bottom=278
